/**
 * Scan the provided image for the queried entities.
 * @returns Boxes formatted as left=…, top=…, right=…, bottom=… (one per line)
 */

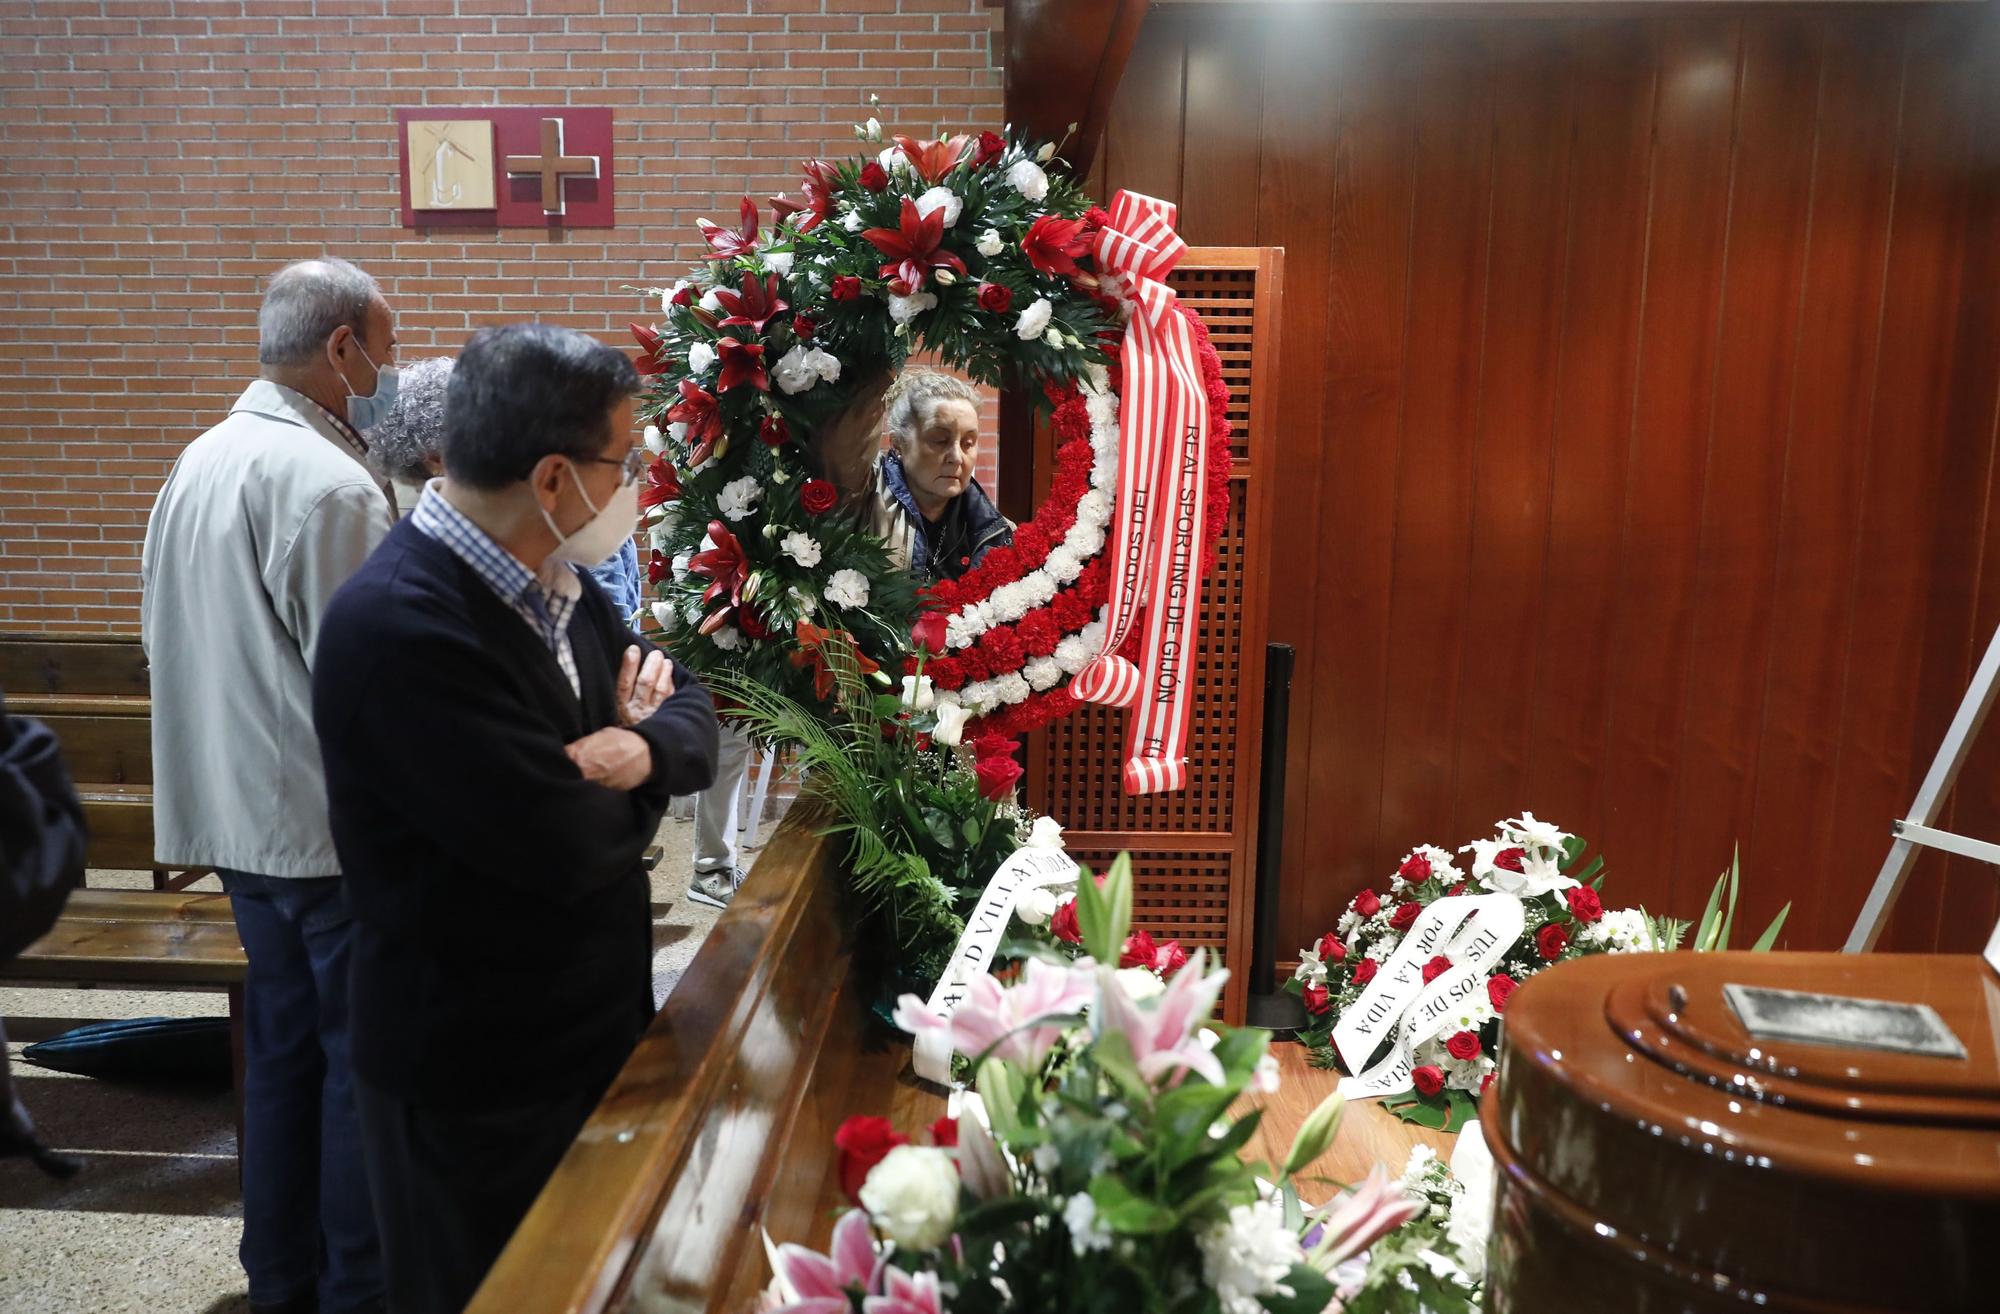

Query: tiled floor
left=0, top=809, right=760, bottom=1314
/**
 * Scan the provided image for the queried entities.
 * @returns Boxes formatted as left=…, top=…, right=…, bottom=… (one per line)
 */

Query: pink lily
left=763, top=1208, right=883, bottom=1313
left=1093, top=949, right=1231, bottom=1087
left=1306, top=1166, right=1425, bottom=1271
left=893, top=957, right=1095, bottom=1071
left=955, top=1099, right=1013, bottom=1201
left=862, top=1266, right=943, bottom=1314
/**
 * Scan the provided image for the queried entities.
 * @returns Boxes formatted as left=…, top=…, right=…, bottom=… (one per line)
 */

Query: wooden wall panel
left=1091, top=2, right=2000, bottom=956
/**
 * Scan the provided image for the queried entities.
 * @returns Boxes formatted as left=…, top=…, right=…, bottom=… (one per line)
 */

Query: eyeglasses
left=575, top=448, right=646, bottom=487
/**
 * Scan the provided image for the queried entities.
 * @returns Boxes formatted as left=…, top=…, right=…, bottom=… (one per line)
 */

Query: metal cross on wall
left=505, top=117, right=599, bottom=215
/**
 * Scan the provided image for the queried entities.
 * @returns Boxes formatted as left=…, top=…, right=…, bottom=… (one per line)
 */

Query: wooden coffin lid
left=1487, top=951, right=2000, bottom=1311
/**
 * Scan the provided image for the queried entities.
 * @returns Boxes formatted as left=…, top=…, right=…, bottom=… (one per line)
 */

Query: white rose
left=879, top=145, right=908, bottom=174
left=1025, top=815, right=1065, bottom=851
left=933, top=700, right=971, bottom=746
left=888, top=291, right=938, bottom=325
left=900, top=674, right=936, bottom=712
left=915, top=185, right=962, bottom=227
left=710, top=625, right=743, bottom=652
left=1005, top=158, right=1048, bottom=201
left=1014, top=297, right=1053, bottom=341
left=825, top=568, right=870, bottom=609
left=976, top=228, right=1004, bottom=258
left=698, top=288, right=722, bottom=314
left=1014, top=885, right=1061, bottom=927
left=858, top=1145, right=958, bottom=1251
left=763, top=250, right=794, bottom=277
left=780, top=531, right=821, bottom=569
left=717, top=476, right=762, bottom=521
left=862, top=116, right=883, bottom=142
left=772, top=344, right=820, bottom=395
left=686, top=340, right=716, bottom=375
left=642, top=424, right=665, bottom=453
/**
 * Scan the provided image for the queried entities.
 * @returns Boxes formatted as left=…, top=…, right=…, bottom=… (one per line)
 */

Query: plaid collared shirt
left=410, top=481, right=582, bottom=698
left=297, top=391, right=370, bottom=460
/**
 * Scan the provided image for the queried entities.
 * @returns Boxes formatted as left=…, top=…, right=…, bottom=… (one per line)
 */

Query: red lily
left=698, top=196, right=761, bottom=259
left=689, top=520, right=750, bottom=611
left=666, top=380, right=724, bottom=466
left=791, top=620, right=882, bottom=702
left=714, top=272, right=789, bottom=334
left=638, top=454, right=681, bottom=510
left=863, top=197, right=968, bottom=291
left=892, top=133, right=972, bottom=184
left=1022, top=214, right=1090, bottom=277
left=770, top=160, right=838, bottom=232
left=630, top=322, right=670, bottom=376
left=716, top=337, right=768, bottom=393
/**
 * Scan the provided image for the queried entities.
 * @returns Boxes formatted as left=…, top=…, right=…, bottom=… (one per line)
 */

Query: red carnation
left=928, top=1115, right=958, bottom=1149
left=1487, top=974, right=1518, bottom=1013
left=977, top=627, right=1024, bottom=671
left=926, top=655, right=963, bottom=688
left=957, top=649, right=991, bottom=683
left=799, top=479, right=837, bottom=515
left=1316, top=931, right=1346, bottom=964
left=831, top=275, right=863, bottom=301
left=1411, top=1065, right=1446, bottom=1098
left=1302, top=982, right=1331, bottom=1016
left=977, top=282, right=1013, bottom=314
left=1422, top=954, right=1453, bottom=984
left=758, top=414, right=790, bottom=447
left=858, top=161, right=889, bottom=192
left=1352, top=889, right=1382, bottom=919
left=1015, top=612, right=1060, bottom=657
left=1021, top=213, right=1090, bottom=277
left=1536, top=923, right=1569, bottom=960
left=1119, top=929, right=1158, bottom=970
left=834, top=1116, right=907, bottom=1203
left=1495, top=846, right=1527, bottom=873
left=1390, top=901, right=1421, bottom=932
left=1446, top=1030, right=1483, bottom=1062
left=911, top=611, right=947, bottom=654
left=1050, top=899, right=1081, bottom=944
left=975, top=755, right=1023, bottom=801
left=1565, top=886, right=1603, bottom=924
left=1353, top=958, right=1379, bottom=985
left=1398, top=852, right=1432, bottom=884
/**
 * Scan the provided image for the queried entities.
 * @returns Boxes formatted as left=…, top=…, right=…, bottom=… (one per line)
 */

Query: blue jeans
left=221, top=870, right=383, bottom=1312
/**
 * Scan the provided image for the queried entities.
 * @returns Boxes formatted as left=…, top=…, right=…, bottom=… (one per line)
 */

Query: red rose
left=911, top=611, right=947, bottom=653
left=1412, top=1065, right=1446, bottom=1098
left=1352, top=889, right=1382, bottom=919
left=1353, top=958, right=1379, bottom=985
left=670, top=283, right=695, bottom=307
left=1397, top=853, right=1432, bottom=884
left=1482, top=1071, right=1496, bottom=1095
left=1315, top=931, right=1346, bottom=964
left=1154, top=938, right=1188, bottom=976
left=974, top=755, right=1023, bottom=801
left=1536, top=922, right=1569, bottom=961
left=1389, top=901, right=1421, bottom=932
left=791, top=314, right=817, bottom=339
left=646, top=551, right=667, bottom=585
left=859, top=161, right=889, bottom=192
left=1050, top=899, right=1081, bottom=944
left=977, top=282, right=1013, bottom=314
left=759, top=414, right=790, bottom=447
left=1495, top=846, right=1526, bottom=873
left=831, top=275, right=863, bottom=301
left=972, top=130, right=1005, bottom=168
left=1486, top=973, right=1517, bottom=1013
left=1422, top=954, right=1453, bottom=984
left=929, top=1115, right=958, bottom=1149
left=799, top=479, right=837, bottom=515
left=1565, top=886, right=1603, bottom=924
left=834, top=1115, right=907, bottom=1202
left=971, top=731, right=1016, bottom=762
left=1119, top=929, right=1158, bottom=970
left=1447, top=883, right=1469, bottom=898
left=737, top=605, right=774, bottom=641
left=1302, top=982, right=1331, bottom=1015
left=1445, top=1029, right=1483, bottom=1062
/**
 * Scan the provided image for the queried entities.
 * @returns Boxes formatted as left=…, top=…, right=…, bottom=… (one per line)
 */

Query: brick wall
left=0, top=0, right=1004, bottom=631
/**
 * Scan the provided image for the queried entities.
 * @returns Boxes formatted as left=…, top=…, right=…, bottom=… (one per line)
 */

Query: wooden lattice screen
left=1027, top=247, right=1283, bottom=1023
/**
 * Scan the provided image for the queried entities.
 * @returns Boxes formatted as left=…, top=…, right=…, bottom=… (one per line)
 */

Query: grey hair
left=884, top=368, right=982, bottom=454
left=366, top=356, right=455, bottom=484
left=257, top=257, right=381, bottom=366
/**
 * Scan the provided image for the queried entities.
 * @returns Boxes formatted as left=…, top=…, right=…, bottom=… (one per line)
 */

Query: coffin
left=1484, top=951, right=2000, bottom=1313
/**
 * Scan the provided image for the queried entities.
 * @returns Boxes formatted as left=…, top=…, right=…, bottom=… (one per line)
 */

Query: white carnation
left=1005, top=158, right=1049, bottom=201
left=1197, top=1199, right=1300, bottom=1314
left=825, top=568, right=870, bottom=609
left=670, top=551, right=692, bottom=581
left=717, top=476, right=762, bottom=521
left=841, top=208, right=864, bottom=232
left=858, top=1145, right=958, bottom=1251
left=803, top=346, right=842, bottom=384
left=650, top=600, right=674, bottom=630
left=1015, top=297, right=1053, bottom=341
left=642, top=424, right=665, bottom=454
left=889, top=291, right=938, bottom=325
left=772, top=344, right=821, bottom=395
left=1025, top=657, right=1062, bottom=691
left=661, top=280, right=688, bottom=314
left=779, top=531, right=821, bottom=569
left=762, top=249, right=794, bottom=277
left=915, top=185, right=962, bottom=227
left=976, top=228, right=1004, bottom=258
left=686, top=340, right=716, bottom=375
left=698, top=288, right=722, bottom=314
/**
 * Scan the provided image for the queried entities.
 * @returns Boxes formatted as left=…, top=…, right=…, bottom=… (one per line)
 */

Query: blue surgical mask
left=334, top=340, right=399, bottom=432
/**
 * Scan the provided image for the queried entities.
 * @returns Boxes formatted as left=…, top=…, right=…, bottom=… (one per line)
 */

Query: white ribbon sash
left=1331, top=893, right=1525, bottom=1100
left=911, top=845, right=1081, bottom=1084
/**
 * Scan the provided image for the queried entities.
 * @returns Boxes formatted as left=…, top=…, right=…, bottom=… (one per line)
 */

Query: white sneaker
left=686, top=867, right=746, bottom=910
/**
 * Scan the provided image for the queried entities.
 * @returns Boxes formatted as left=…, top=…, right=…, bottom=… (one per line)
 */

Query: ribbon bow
left=1067, top=191, right=1209, bottom=795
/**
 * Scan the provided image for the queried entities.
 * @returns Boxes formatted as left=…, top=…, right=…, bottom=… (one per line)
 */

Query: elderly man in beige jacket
left=141, top=257, right=395, bottom=1314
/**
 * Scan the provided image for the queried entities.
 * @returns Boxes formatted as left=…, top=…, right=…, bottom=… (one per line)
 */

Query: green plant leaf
left=1749, top=902, right=1792, bottom=952
left=976, top=1058, right=1023, bottom=1139
left=1259, top=1263, right=1338, bottom=1314
left=1088, top=1174, right=1177, bottom=1234
left=1693, top=868, right=1728, bottom=952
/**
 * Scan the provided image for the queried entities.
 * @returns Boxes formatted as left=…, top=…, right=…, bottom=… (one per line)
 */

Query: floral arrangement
left=760, top=857, right=1448, bottom=1314
left=1286, top=816, right=1789, bottom=1130
left=631, top=109, right=1233, bottom=737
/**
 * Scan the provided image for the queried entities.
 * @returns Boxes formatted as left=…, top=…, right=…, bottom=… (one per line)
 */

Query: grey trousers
left=692, top=725, right=754, bottom=874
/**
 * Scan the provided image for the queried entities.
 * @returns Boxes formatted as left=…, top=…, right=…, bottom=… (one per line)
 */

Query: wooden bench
left=3, top=888, right=249, bottom=1158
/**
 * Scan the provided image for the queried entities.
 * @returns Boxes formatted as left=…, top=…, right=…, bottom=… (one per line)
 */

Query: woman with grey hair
left=368, top=355, right=455, bottom=517
left=865, top=367, right=1013, bottom=585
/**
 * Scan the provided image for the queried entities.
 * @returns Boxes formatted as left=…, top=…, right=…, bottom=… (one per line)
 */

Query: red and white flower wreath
left=919, top=302, right=1234, bottom=741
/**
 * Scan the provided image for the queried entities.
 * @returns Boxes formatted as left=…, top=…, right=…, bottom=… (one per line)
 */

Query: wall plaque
left=395, top=106, right=615, bottom=228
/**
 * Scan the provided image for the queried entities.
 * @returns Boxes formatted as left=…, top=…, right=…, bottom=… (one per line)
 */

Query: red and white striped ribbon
left=1068, top=190, right=1209, bottom=795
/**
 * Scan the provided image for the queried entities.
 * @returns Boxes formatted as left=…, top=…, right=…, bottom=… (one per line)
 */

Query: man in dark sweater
left=311, top=323, right=719, bottom=1314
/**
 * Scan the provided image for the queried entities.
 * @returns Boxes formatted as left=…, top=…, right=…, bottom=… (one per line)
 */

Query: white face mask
left=541, top=460, right=639, bottom=568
